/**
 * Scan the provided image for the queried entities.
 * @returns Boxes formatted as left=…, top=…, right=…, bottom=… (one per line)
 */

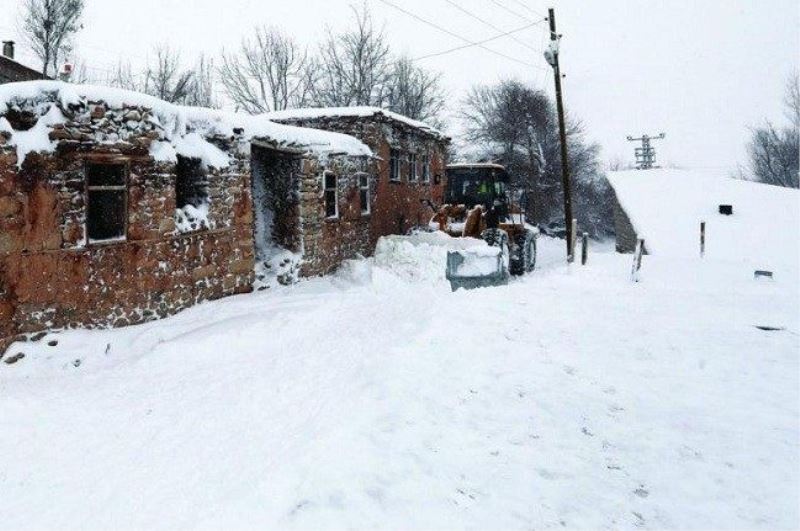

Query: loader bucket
left=445, top=248, right=509, bottom=291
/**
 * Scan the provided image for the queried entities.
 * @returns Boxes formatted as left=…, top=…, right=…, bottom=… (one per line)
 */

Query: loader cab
left=445, top=163, right=510, bottom=209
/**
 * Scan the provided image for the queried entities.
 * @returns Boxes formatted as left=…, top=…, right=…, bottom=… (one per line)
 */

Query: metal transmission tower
left=626, top=133, right=666, bottom=169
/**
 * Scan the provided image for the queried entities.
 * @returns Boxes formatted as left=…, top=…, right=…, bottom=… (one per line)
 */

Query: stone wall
left=296, top=156, right=375, bottom=277
left=0, top=100, right=254, bottom=351
left=612, top=191, right=642, bottom=254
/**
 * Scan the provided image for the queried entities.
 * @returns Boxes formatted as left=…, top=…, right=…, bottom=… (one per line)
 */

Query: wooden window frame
left=421, top=153, right=431, bottom=183
left=84, top=159, right=128, bottom=245
left=389, top=149, right=401, bottom=182
left=358, top=173, right=371, bottom=216
left=408, top=153, right=417, bottom=182
left=324, top=171, right=339, bottom=219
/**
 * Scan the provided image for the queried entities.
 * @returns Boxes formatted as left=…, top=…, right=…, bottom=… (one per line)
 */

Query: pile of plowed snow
left=372, top=231, right=491, bottom=284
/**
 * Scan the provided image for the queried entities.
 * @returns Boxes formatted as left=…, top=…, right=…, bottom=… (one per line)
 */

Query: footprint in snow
left=634, top=486, right=649, bottom=498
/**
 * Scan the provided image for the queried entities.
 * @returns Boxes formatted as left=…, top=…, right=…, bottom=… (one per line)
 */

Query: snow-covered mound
left=0, top=81, right=372, bottom=163
left=608, top=168, right=799, bottom=274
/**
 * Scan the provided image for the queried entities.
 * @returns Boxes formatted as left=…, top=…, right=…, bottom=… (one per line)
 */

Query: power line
left=375, top=0, right=539, bottom=68
left=442, top=0, right=541, bottom=53
left=415, top=19, right=545, bottom=62
left=488, top=0, right=537, bottom=24
left=506, top=0, right=547, bottom=19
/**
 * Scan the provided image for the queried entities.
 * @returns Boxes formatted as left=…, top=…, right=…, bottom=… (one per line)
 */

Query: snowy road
left=1, top=237, right=798, bottom=529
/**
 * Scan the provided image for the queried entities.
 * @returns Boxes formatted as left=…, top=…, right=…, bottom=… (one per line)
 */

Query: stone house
left=268, top=107, right=450, bottom=247
left=0, top=41, right=47, bottom=84
left=0, top=81, right=381, bottom=351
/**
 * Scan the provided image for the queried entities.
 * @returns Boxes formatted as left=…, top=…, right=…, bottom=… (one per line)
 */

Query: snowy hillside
left=1, top=235, right=797, bottom=529
left=608, top=169, right=799, bottom=277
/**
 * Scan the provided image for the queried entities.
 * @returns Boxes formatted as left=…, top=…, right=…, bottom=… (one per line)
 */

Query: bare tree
left=143, top=46, right=194, bottom=104
left=746, top=73, right=800, bottom=188
left=184, top=55, right=218, bottom=108
left=462, top=79, right=613, bottom=238
left=21, top=0, right=84, bottom=77
left=384, top=56, right=445, bottom=125
left=785, top=70, right=799, bottom=129
left=106, top=61, right=141, bottom=92
left=310, top=3, right=391, bottom=107
left=218, top=27, right=310, bottom=113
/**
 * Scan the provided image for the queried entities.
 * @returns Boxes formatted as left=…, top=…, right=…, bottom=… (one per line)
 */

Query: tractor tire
left=481, top=228, right=510, bottom=269
left=509, top=229, right=537, bottom=275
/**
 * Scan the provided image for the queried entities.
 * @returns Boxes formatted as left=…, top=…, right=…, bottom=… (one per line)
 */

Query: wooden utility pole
left=546, top=8, right=575, bottom=262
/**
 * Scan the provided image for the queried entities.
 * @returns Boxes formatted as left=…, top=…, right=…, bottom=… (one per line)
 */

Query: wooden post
left=547, top=8, right=575, bottom=263
left=568, top=218, right=577, bottom=263
left=700, top=221, right=706, bottom=257
left=581, top=232, right=588, bottom=265
left=631, top=238, right=645, bottom=282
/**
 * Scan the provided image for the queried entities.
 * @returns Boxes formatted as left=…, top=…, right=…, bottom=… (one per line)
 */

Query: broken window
left=86, top=162, right=127, bottom=242
left=358, top=173, right=370, bottom=215
left=421, top=153, right=431, bottom=183
left=408, top=153, right=417, bottom=182
left=324, top=172, right=338, bottom=218
left=175, top=156, right=209, bottom=209
left=389, top=149, right=401, bottom=182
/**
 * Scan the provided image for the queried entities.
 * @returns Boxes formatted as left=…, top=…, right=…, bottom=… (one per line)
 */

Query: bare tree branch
left=218, top=27, right=310, bottom=113
left=21, top=0, right=84, bottom=77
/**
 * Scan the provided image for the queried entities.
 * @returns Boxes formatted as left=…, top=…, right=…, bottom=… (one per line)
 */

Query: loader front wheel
left=510, top=229, right=537, bottom=275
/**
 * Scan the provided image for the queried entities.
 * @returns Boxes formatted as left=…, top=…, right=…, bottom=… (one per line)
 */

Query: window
left=359, top=173, right=370, bottom=215
left=408, top=153, right=417, bottom=181
left=86, top=162, right=127, bottom=242
left=324, top=172, right=338, bottom=218
left=389, top=149, right=401, bottom=182
left=176, top=156, right=209, bottom=209
left=421, top=153, right=431, bottom=183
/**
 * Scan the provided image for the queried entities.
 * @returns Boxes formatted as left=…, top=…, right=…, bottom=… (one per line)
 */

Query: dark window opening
left=408, top=153, right=417, bottom=181
left=358, top=173, right=370, bottom=215
left=86, top=162, right=127, bottom=242
left=176, top=156, right=209, bottom=209
left=324, top=172, right=338, bottom=218
left=389, top=149, right=401, bottom=182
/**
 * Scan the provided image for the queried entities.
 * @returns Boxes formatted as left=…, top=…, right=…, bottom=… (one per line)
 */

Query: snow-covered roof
left=607, top=168, right=799, bottom=271
left=267, top=106, right=445, bottom=139
left=0, top=81, right=372, bottom=163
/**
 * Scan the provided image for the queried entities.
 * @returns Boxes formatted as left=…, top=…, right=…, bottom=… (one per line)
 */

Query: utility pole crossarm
left=626, top=132, right=666, bottom=170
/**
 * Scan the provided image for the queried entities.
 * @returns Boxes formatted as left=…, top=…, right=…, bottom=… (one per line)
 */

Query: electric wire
left=414, top=19, right=544, bottom=62
left=375, top=0, right=540, bottom=69
left=441, top=0, right=541, bottom=53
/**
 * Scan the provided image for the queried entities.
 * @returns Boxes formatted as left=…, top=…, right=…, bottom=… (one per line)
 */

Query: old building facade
left=268, top=108, right=450, bottom=248
left=0, top=83, right=444, bottom=351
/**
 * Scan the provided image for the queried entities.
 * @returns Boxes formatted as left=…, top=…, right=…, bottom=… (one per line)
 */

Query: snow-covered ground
left=1, top=231, right=798, bottom=529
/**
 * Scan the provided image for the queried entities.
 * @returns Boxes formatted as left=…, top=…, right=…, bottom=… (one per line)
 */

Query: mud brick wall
left=270, top=115, right=449, bottom=249
left=0, top=100, right=255, bottom=351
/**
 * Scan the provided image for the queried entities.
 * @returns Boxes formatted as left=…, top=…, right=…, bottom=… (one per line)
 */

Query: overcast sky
left=3, top=0, right=798, bottom=171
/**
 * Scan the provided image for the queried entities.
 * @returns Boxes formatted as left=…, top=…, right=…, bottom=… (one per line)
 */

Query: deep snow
left=607, top=169, right=799, bottom=275
left=1, top=232, right=797, bottom=530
